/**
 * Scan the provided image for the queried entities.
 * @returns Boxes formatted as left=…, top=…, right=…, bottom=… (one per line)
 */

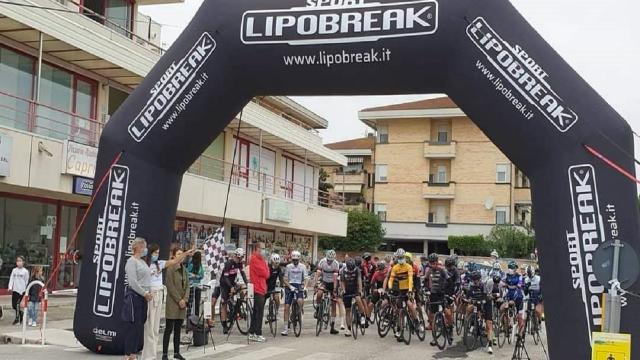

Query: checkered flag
left=204, top=227, right=225, bottom=275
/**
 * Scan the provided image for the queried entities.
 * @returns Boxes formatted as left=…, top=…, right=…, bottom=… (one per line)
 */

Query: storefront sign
left=64, top=140, right=98, bottom=178
left=591, top=332, right=630, bottom=360
left=264, top=198, right=292, bottom=223
left=73, top=176, right=94, bottom=196
left=0, top=134, right=12, bottom=177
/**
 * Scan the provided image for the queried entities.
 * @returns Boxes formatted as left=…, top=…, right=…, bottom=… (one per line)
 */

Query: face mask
left=260, top=249, right=268, bottom=258
left=151, top=255, right=159, bottom=262
left=141, top=248, right=148, bottom=257
left=397, top=259, right=405, bottom=265
left=508, top=269, right=515, bottom=275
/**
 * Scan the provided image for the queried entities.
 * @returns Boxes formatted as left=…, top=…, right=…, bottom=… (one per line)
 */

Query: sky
left=139, top=0, right=640, bottom=147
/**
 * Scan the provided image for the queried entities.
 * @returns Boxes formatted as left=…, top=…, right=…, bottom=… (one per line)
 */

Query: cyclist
left=388, top=248, right=419, bottom=342
left=207, top=248, right=228, bottom=328
left=340, top=258, right=367, bottom=337
left=424, top=253, right=448, bottom=343
left=466, top=270, right=494, bottom=354
left=368, top=261, right=388, bottom=315
left=524, top=266, right=543, bottom=325
left=219, top=248, right=248, bottom=334
left=282, top=251, right=307, bottom=336
left=314, top=249, right=340, bottom=335
left=489, top=261, right=503, bottom=280
left=265, top=254, right=284, bottom=324
left=419, top=254, right=430, bottom=277
left=362, top=252, right=375, bottom=282
left=443, top=256, right=459, bottom=336
left=501, top=260, right=525, bottom=337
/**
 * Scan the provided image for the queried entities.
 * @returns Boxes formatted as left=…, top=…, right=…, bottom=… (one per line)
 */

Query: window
left=377, top=125, right=389, bottom=144
left=436, top=165, right=447, bottom=183
left=106, top=0, right=133, bottom=35
left=374, top=204, right=387, bottom=221
left=428, top=205, right=447, bottom=224
left=496, top=206, right=509, bottom=224
left=0, top=46, right=34, bottom=132
left=496, top=164, right=511, bottom=183
left=375, top=165, right=388, bottom=182
left=437, top=126, right=448, bottom=143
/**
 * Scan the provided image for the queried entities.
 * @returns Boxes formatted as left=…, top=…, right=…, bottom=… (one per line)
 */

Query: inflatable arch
left=74, top=0, right=639, bottom=358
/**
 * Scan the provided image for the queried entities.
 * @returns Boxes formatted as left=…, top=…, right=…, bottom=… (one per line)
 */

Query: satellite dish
left=484, top=198, right=494, bottom=210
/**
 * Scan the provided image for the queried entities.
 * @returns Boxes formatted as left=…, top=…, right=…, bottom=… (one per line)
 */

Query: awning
left=347, top=156, right=364, bottom=164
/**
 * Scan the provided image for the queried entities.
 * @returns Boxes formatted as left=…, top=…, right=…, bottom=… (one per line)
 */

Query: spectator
left=122, top=238, right=152, bottom=360
left=27, top=265, right=44, bottom=327
left=142, top=244, right=193, bottom=360
left=248, top=242, right=269, bottom=342
left=8, top=256, right=29, bottom=325
left=163, top=247, right=190, bottom=360
left=187, top=251, right=205, bottom=317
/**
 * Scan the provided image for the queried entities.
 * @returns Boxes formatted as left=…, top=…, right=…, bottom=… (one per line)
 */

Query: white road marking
left=223, top=346, right=293, bottom=360
left=183, top=343, right=247, bottom=359
left=297, top=352, right=338, bottom=360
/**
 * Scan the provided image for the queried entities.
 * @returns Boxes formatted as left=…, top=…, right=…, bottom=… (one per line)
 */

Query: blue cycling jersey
left=504, top=273, right=523, bottom=300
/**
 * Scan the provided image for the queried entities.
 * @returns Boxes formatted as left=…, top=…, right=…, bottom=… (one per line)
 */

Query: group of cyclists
left=206, top=245, right=544, bottom=355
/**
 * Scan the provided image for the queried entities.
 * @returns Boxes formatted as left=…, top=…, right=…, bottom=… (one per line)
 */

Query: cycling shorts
left=285, top=284, right=304, bottom=305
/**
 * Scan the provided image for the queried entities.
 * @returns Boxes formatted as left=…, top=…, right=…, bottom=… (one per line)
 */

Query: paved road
left=0, top=303, right=550, bottom=359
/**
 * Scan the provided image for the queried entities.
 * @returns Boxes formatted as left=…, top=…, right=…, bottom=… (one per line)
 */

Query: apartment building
left=324, top=135, right=375, bottom=211
left=359, top=97, right=531, bottom=254
left=0, top=0, right=347, bottom=294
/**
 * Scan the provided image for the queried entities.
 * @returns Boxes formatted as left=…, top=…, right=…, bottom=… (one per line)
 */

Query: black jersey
left=267, top=265, right=284, bottom=291
left=221, top=259, right=247, bottom=288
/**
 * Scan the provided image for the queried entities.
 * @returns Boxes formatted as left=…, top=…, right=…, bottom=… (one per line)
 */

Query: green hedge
left=447, top=235, right=490, bottom=256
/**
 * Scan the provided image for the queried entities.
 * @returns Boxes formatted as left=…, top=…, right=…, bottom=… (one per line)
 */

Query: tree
left=319, top=209, right=385, bottom=251
left=485, top=225, right=535, bottom=259
left=318, top=168, right=334, bottom=207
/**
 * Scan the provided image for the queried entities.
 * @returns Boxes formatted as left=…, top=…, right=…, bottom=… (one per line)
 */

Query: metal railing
left=0, top=90, right=104, bottom=146
left=188, top=154, right=345, bottom=209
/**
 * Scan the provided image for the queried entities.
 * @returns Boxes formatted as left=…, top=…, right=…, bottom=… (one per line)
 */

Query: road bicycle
left=498, top=299, right=518, bottom=348
left=287, top=287, right=303, bottom=337
left=314, top=288, right=332, bottom=336
left=265, top=289, right=281, bottom=338
left=429, top=294, right=454, bottom=350
left=463, top=299, right=488, bottom=351
left=221, top=288, right=251, bottom=335
left=346, top=294, right=366, bottom=340
left=525, top=297, right=542, bottom=345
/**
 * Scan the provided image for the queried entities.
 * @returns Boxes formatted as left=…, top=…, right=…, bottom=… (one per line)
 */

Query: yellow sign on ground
left=592, top=332, right=631, bottom=360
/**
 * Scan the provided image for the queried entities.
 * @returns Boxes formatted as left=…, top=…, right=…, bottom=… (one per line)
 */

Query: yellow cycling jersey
left=388, top=263, right=414, bottom=291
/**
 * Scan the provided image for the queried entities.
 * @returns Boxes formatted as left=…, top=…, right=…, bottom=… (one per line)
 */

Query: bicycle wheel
left=415, top=308, right=426, bottom=342
left=402, top=309, right=412, bottom=345
left=351, top=303, right=359, bottom=340
left=508, top=310, right=516, bottom=345
left=315, top=300, right=324, bottom=336
left=322, top=298, right=330, bottom=330
left=477, top=317, right=487, bottom=348
left=497, top=312, right=509, bottom=348
left=269, top=299, right=278, bottom=338
left=433, top=312, right=446, bottom=350
left=377, top=304, right=392, bottom=338
left=455, top=309, right=464, bottom=335
left=235, top=300, right=251, bottom=335
left=532, top=313, right=540, bottom=345
left=463, top=313, right=478, bottom=351
left=292, top=302, right=302, bottom=337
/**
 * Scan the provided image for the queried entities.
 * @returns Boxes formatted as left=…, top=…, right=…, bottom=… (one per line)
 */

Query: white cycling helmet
left=235, top=248, right=245, bottom=257
left=270, top=253, right=281, bottom=264
left=325, top=249, right=336, bottom=261
left=394, top=248, right=406, bottom=258
left=493, top=262, right=502, bottom=270
left=291, top=251, right=301, bottom=260
left=490, top=249, right=499, bottom=259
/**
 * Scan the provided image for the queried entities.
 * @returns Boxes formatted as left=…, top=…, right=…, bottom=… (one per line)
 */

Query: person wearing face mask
left=123, top=237, right=152, bottom=360
left=8, top=256, right=29, bottom=325
left=248, top=242, right=270, bottom=342
left=142, top=243, right=194, bottom=360
left=501, top=260, right=525, bottom=337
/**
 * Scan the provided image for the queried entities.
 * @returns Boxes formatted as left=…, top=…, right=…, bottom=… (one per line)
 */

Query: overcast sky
left=140, top=0, right=640, bottom=150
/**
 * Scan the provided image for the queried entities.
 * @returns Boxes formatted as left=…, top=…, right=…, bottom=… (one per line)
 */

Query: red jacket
left=249, top=253, right=270, bottom=295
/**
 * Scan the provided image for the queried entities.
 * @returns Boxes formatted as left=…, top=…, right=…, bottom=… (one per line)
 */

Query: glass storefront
left=272, top=232, right=314, bottom=264
left=172, top=218, right=220, bottom=250
left=0, top=195, right=86, bottom=294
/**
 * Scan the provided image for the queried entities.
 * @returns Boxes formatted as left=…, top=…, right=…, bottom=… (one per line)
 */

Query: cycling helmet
left=235, top=248, right=245, bottom=257
left=377, top=262, right=386, bottom=271
left=493, top=262, right=502, bottom=270
left=291, top=251, right=301, bottom=260
left=394, top=248, right=406, bottom=258
left=490, top=249, right=499, bottom=259
left=326, top=249, right=336, bottom=261
left=363, top=252, right=372, bottom=261
left=526, top=266, right=533, bottom=278
left=508, top=260, right=518, bottom=270
left=420, top=254, right=428, bottom=262
left=470, top=270, right=482, bottom=281
left=492, top=275, right=502, bottom=284
left=445, top=256, right=457, bottom=268
left=354, top=256, right=362, bottom=267
left=346, top=258, right=356, bottom=270
left=467, top=261, right=477, bottom=272
left=405, top=252, right=413, bottom=261
left=270, top=253, right=281, bottom=264
left=428, top=253, right=439, bottom=263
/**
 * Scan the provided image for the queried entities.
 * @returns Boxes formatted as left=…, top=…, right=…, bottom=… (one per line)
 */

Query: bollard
left=21, top=280, right=47, bottom=346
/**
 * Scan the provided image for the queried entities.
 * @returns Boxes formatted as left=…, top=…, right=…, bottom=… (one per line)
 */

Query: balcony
left=0, top=90, right=102, bottom=147
left=422, top=181, right=456, bottom=199
left=514, top=187, right=532, bottom=204
left=333, top=172, right=366, bottom=185
left=424, top=141, right=456, bottom=158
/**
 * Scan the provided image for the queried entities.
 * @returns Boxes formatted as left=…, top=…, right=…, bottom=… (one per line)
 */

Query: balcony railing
left=422, top=181, right=456, bottom=199
left=0, top=90, right=103, bottom=147
left=333, top=172, right=366, bottom=185
left=188, top=154, right=345, bottom=209
left=514, top=187, right=532, bottom=204
left=424, top=141, right=456, bottom=158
